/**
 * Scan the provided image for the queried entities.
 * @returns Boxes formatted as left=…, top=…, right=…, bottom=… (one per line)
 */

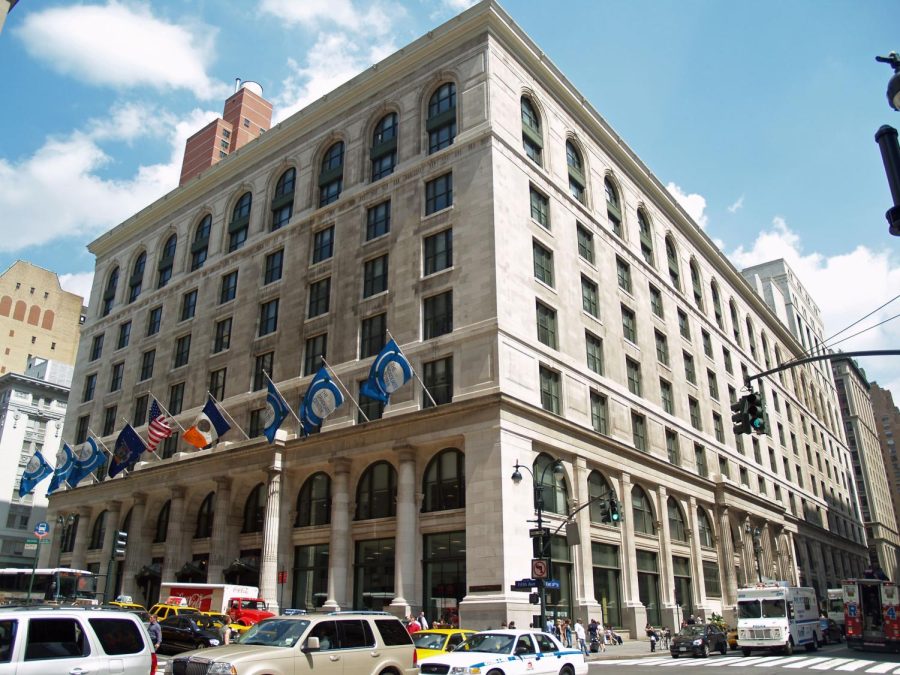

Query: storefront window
left=592, top=542, right=622, bottom=627
left=353, top=538, right=395, bottom=611
left=637, top=550, right=660, bottom=626
left=293, top=544, right=329, bottom=610
left=423, top=532, right=466, bottom=626
left=672, top=556, right=693, bottom=621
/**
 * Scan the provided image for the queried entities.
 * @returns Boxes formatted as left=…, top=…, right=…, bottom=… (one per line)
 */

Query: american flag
left=146, top=399, right=172, bottom=452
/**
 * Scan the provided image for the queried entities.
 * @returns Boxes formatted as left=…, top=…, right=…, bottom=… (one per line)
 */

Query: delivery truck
left=159, top=583, right=274, bottom=626
left=736, top=582, right=821, bottom=656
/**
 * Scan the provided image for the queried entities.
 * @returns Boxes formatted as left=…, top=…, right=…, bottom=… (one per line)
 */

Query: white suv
left=165, top=611, right=416, bottom=675
left=0, top=605, right=156, bottom=675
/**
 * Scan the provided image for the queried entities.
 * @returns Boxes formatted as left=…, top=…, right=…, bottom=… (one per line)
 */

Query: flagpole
left=150, top=393, right=190, bottom=435
left=264, top=371, right=303, bottom=426
left=321, top=358, right=369, bottom=423
left=386, top=329, right=437, bottom=408
left=206, top=391, right=251, bottom=440
left=122, top=416, right=162, bottom=461
left=87, top=428, right=113, bottom=484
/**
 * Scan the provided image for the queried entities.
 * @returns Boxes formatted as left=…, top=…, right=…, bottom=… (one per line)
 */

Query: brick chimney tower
left=179, top=79, right=273, bottom=186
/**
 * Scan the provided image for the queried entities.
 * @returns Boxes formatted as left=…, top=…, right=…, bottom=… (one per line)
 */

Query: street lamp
left=875, top=52, right=900, bottom=236
left=511, top=458, right=564, bottom=632
left=745, top=524, right=763, bottom=584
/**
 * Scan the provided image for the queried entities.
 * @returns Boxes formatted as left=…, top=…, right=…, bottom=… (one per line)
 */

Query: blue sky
left=1, top=0, right=898, bottom=392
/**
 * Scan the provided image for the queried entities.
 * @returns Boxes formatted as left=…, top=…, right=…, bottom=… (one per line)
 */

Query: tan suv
left=164, top=611, right=416, bottom=675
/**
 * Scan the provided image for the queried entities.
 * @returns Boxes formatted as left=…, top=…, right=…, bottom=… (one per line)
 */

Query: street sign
left=513, top=578, right=537, bottom=589
left=24, top=537, right=38, bottom=553
left=531, top=559, right=549, bottom=579
left=34, top=521, right=49, bottom=538
left=277, top=570, right=288, bottom=584
left=529, top=527, right=550, bottom=539
left=544, top=579, right=560, bottom=590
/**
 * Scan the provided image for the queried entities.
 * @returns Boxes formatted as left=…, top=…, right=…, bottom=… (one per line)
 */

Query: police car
left=417, top=629, right=588, bottom=675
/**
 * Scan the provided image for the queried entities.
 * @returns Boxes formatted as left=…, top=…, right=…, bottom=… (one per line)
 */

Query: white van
left=736, top=583, right=821, bottom=656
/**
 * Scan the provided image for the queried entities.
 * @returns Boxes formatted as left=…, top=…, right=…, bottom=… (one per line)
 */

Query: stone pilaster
left=572, top=457, right=601, bottom=620
left=69, top=506, right=93, bottom=570
left=260, top=453, right=283, bottom=613
left=208, top=477, right=233, bottom=582
left=656, top=486, right=679, bottom=628
left=161, top=486, right=186, bottom=581
left=121, top=493, right=147, bottom=599
left=100, top=500, right=122, bottom=601
left=687, top=496, right=709, bottom=615
left=391, top=445, right=417, bottom=615
left=324, top=457, right=351, bottom=611
left=717, top=507, right=738, bottom=607
left=619, top=473, right=645, bottom=635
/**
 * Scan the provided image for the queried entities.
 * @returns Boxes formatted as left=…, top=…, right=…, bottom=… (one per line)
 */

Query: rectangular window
left=209, top=367, right=227, bottom=401
left=660, top=378, right=674, bottom=414
left=695, top=444, right=708, bottom=477
left=719, top=455, right=731, bottom=479
left=423, top=229, right=452, bottom=275
left=308, top=278, right=331, bottom=317
left=577, top=223, right=594, bottom=263
left=649, top=285, right=663, bottom=318
left=539, top=365, right=561, bottom=414
left=304, top=335, right=326, bottom=376
left=264, top=249, right=284, bottom=284
left=103, top=405, right=117, bottom=436
left=707, top=369, right=719, bottom=400
left=423, top=291, right=453, bottom=340
left=703, top=561, right=721, bottom=597
left=723, top=347, right=733, bottom=374
left=689, top=396, right=702, bottom=430
left=312, top=226, right=335, bottom=263
left=426, top=172, right=453, bottom=214
left=582, top=276, right=599, bottom=317
left=169, top=381, right=184, bottom=415
left=173, top=334, right=191, bottom=368
left=363, top=255, right=389, bottom=297
left=616, top=257, right=632, bottom=293
left=533, top=240, right=554, bottom=286
left=139, top=349, right=155, bottom=381
left=666, top=430, right=680, bottom=464
left=147, top=306, right=162, bottom=337
left=626, top=357, right=642, bottom=396
left=75, top=415, right=90, bottom=445
left=423, top=356, right=453, bottom=407
left=586, top=332, right=603, bottom=375
left=249, top=408, right=265, bottom=437
left=360, top=313, right=387, bottom=359
left=536, top=301, right=557, bottom=349
left=702, top=329, right=713, bottom=357
left=89, top=334, right=104, bottom=361
left=591, top=391, right=608, bottom=434
left=678, top=309, right=691, bottom=340
left=713, top=412, right=724, bottom=443
left=529, top=186, right=549, bottom=228
left=213, top=317, right=232, bottom=353
left=181, top=289, right=198, bottom=320
left=220, top=272, right=238, bottom=304
left=683, top=351, right=696, bottom=384
left=82, top=373, right=96, bottom=402
left=133, top=394, right=148, bottom=425
left=117, top=321, right=131, bottom=350
left=654, top=331, right=669, bottom=366
left=259, top=298, right=279, bottom=336
left=621, top=305, right=636, bottom=343
left=632, top=412, right=647, bottom=451
left=366, top=200, right=391, bottom=240
left=254, top=351, right=274, bottom=390
left=358, top=379, right=385, bottom=422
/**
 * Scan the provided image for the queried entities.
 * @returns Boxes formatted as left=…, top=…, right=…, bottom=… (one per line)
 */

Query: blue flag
left=263, top=380, right=290, bottom=443
left=360, top=338, right=413, bottom=403
left=19, top=450, right=53, bottom=497
left=47, top=443, right=75, bottom=495
left=108, top=424, right=146, bottom=478
left=299, top=367, right=344, bottom=436
left=67, top=437, right=106, bottom=488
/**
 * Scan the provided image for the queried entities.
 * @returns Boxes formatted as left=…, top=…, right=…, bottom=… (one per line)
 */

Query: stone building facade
left=44, top=0, right=867, bottom=632
left=870, top=382, right=900, bottom=575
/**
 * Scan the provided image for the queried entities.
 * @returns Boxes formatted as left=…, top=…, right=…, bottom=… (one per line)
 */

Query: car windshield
left=240, top=618, right=309, bottom=647
left=828, top=598, right=844, bottom=613
left=457, top=633, right=514, bottom=654
left=738, top=599, right=787, bottom=619
left=678, top=626, right=705, bottom=637
left=240, top=600, right=266, bottom=610
left=412, top=632, right=447, bottom=650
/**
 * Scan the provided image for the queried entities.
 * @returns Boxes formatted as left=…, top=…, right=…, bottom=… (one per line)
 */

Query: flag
left=263, top=380, right=290, bottom=444
left=47, top=443, right=75, bottom=495
left=108, top=424, right=146, bottom=478
left=19, top=450, right=53, bottom=497
left=146, top=399, right=173, bottom=452
left=299, top=367, right=344, bottom=436
left=67, top=437, right=106, bottom=488
left=183, top=396, right=231, bottom=449
left=360, top=338, right=413, bottom=403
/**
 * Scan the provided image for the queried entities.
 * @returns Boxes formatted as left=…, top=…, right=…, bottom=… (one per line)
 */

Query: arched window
left=746, top=317, right=758, bottom=360
left=228, top=192, right=252, bottom=252
left=195, top=492, right=215, bottom=538
left=242, top=483, right=266, bottom=533
left=533, top=454, right=568, bottom=516
left=761, top=332, right=771, bottom=369
left=521, top=97, right=542, bottom=165
left=422, top=448, right=465, bottom=512
left=318, top=142, right=344, bottom=206
left=40, top=310, right=54, bottom=330
left=710, top=280, right=724, bottom=329
left=296, top=472, right=331, bottom=527
left=102, top=266, right=119, bottom=317
left=631, top=486, right=656, bottom=535
left=588, top=471, right=614, bottom=524
left=355, top=461, right=397, bottom=520
left=697, top=507, right=713, bottom=547
left=89, top=510, right=107, bottom=550
left=371, top=113, right=398, bottom=180
left=61, top=514, right=79, bottom=553
left=427, top=82, right=456, bottom=154
left=605, top=177, right=622, bottom=237
left=689, top=259, right=703, bottom=311
left=667, top=497, right=687, bottom=542
left=271, top=168, right=296, bottom=230
left=26, top=305, right=39, bottom=326
left=0, top=296, right=10, bottom=317
left=637, top=208, right=654, bottom=265
left=157, top=234, right=177, bottom=289
left=191, top=215, right=211, bottom=271
left=128, top=252, right=146, bottom=303
left=154, top=501, right=170, bottom=543
left=566, top=140, right=585, bottom=204
left=665, top=236, right=681, bottom=291
left=729, top=300, right=741, bottom=345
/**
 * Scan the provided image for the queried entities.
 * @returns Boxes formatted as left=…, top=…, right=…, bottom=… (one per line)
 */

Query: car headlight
left=692, top=639, right=703, bottom=646
left=207, top=663, right=237, bottom=675
left=209, top=639, right=221, bottom=646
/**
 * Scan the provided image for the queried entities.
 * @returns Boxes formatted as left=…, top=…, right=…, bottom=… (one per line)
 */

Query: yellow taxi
left=149, top=603, right=201, bottom=621
left=412, top=628, right=476, bottom=660
left=109, top=600, right=147, bottom=612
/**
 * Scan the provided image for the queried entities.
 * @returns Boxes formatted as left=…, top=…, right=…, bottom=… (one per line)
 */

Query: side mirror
left=303, top=636, right=320, bottom=653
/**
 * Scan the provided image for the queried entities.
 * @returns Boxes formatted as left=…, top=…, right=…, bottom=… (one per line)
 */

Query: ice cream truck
left=843, top=579, right=900, bottom=652
left=736, top=582, right=822, bottom=656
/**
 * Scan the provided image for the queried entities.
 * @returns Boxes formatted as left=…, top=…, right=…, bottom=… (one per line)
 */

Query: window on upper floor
left=424, top=291, right=453, bottom=340
left=530, top=186, right=549, bottom=228
left=220, top=271, right=238, bottom=304
left=101, top=266, right=118, bottom=317
left=308, top=278, right=331, bottom=318
left=181, top=289, right=197, bottom=321
left=427, top=82, right=456, bottom=154
left=638, top=208, right=654, bottom=265
left=128, top=252, right=145, bottom=303
left=586, top=331, right=603, bottom=375
left=424, top=228, right=452, bottom=275
left=360, top=313, right=386, bottom=360
left=621, top=305, right=636, bottom=343
left=665, top=235, right=681, bottom=291
left=576, top=223, right=594, bottom=263
left=116, top=320, right=131, bottom=350
left=582, top=276, right=599, bottom=317
left=566, top=140, right=586, bottom=204
left=264, top=249, right=283, bottom=285
left=259, top=298, right=279, bottom=336
left=228, top=192, right=252, bottom=252
left=690, top=259, right=704, bottom=311
left=371, top=113, right=398, bottom=181
left=539, top=365, right=561, bottom=414
left=312, top=225, right=334, bottom=263
left=649, top=284, right=664, bottom=318
left=271, top=167, right=296, bottom=231
left=366, top=200, right=391, bottom=240
left=521, top=97, right=542, bottom=165
left=616, top=256, right=632, bottom=293
left=626, top=357, right=642, bottom=396
left=318, top=142, right=344, bottom=206
left=157, top=234, right=177, bottom=289
left=536, top=301, right=557, bottom=349
left=426, top=172, right=453, bottom=215
left=605, top=177, right=622, bottom=237
left=533, top=240, right=554, bottom=286
left=191, top=214, right=212, bottom=271
left=363, top=255, right=388, bottom=298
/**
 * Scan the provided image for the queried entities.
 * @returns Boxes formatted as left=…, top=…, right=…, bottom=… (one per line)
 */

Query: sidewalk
left=586, top=638, right=662, bottom=661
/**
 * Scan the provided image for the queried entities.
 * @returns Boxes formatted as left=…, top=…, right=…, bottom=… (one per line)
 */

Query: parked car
left=164, top=611, right=417, bottom=675
left=412, top=628, right=476, bottom=660
left=158, top=614, right=222, bottom=653
left=0, top=605, right=156, bottom=674
left=670, top=623, right=728, bottom=658
left=418, top=629, right=588, bottom=674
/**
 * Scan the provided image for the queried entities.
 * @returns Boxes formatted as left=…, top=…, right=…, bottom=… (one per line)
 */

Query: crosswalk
left=593, top=655, right=900, bottom=673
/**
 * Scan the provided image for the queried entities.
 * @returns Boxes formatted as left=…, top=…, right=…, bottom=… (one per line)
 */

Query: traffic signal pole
left=743, top=349, right=900, bottom=387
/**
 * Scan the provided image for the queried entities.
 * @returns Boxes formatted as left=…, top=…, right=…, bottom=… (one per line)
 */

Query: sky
left=1, top=0, right=898, bottom=395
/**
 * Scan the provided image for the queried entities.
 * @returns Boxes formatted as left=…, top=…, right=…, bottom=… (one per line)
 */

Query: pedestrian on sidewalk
left=574, top=619, right=588, bottom=655
left=645, top=623, right=657, bottom=652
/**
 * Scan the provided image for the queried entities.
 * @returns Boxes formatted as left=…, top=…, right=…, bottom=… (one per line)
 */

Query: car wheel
left=672, top=653, right=679, bottom=659
left=741, top=648, right=752, bottom=657
left=701, top=644, right=709, bottom=658
left=720, top=640, right=728, bottom=655
left=784, top=639, right=793, bottom=656
left=558, top=667, right=575, bottom=675
left=487, top=670, right=505, bottom=675
left=194, top=642, right=206, bottom=650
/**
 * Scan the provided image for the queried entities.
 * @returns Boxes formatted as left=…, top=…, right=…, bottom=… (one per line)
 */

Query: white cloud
left=17, top=1, right=230, bottom=100
left=727, top=195, right=745, bottom=214
left=260, top=0, right=403, bottom=36
left=59, top=272, right=94, bottom=305
left=666, top=182, right=709, bottom=230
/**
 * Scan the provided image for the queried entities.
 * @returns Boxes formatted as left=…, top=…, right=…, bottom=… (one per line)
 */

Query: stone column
left=324, top=458, right=351, bottom=611
left=69, top=506, right=93, bottom=570
left=717, top=507, right=738, bottom=607
left=795, top=534, right=812, bottom=587
left=208, top=477, right=233, bottom=582
left=811, top=540, right=828, bottom=592
left=686, top=497, right=708, bottom=614
left=619, top=473, right=644, bottom=634
left=121, top=493, right=147, bottom=599
left=259, top=452, right=283, bottom=613
left=656, top=486, right=679, bottom=627
left=391, top=446, right=417, bottom=616
left=161, top=486, right=186, bottom=581
left=572, top=457, right=601, bottom=619
left=100, top=501, right=122, bottom=601
left=784, top=530, right=801, bottom=586
left=760, top=522, right=775, bottom=580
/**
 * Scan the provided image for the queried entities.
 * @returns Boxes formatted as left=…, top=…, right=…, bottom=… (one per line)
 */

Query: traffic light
left=597, top=498, right=610, bottom=523
left=114, top=530, right=128, bottom=558
left=746, top=391, right=767, bottom=434
left=731, top=395, right=752, bottom=435
left=608, top=498, right=622, bottom=524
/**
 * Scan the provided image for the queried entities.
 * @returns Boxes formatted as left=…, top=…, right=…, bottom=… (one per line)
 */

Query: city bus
left=0, top=568, right=97, bottom=605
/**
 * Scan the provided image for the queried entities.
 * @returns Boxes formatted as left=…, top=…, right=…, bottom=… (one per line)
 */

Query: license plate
left=679, top=647, right=687, bottom=651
